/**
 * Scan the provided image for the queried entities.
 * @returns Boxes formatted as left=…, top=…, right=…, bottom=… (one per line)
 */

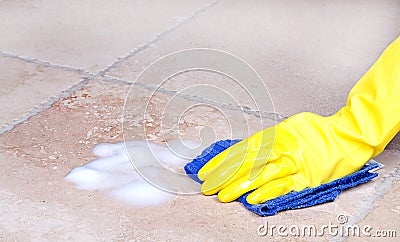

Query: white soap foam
left=65, top=166, right=112, bottom=190
left=92, top=142, right=124, bottom=157
left=107, top=180, right=175, bottom=207
left=65, top=139, right=204, bottom=207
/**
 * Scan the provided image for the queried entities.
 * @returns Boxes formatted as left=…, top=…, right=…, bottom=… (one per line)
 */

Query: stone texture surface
left=0, top=80, right=268, bottom=241
left=105, top=0, right=400, bottom=117
left=0, top=56, right=82, bottom=131
left=0, top=0, right=399, bottom=241
left=347, top=150, right=400, bottom=241
left=0, top=80, right=398, bottom=241
left=0, top=0, right=213, bottom=72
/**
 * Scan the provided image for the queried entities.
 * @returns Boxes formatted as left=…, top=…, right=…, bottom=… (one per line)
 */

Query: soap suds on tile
left=65, top=139, right=204, bottom=207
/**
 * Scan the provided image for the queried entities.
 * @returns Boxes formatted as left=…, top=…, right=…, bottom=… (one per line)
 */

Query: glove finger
left=201, top=155, right=296, bottom=199
left=215, top=158, right=297, bottom=202
left=198, top=127, right=276, bottom=181
left=199, top=151, right=248, bottom=195
left=200, top=145, right=282, bottom=196
left=197, top=140, right=245, bottom=181
left=246, top=173, right=307, bottom=204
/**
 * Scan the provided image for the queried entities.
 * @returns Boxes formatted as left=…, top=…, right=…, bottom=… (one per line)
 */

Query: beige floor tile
left=1, top=79, right=397, bottom=240
left=0, top=79, right=267, bottom=240
left=0, top=0, right=214, bottom=72
left=0, top=79, right=269, bottom=171
left=348, top=183, right=400, bottom=241
left=106, top=0, right=400, bottom=117
left=346, top=150, right=400, bottom=242
left=1, top=1, right=400, bottom=240
left=0, top=56, right=82, bottom=131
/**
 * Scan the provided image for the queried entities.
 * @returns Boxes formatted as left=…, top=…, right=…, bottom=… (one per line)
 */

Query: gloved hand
left=198, top=36, right=400, bottom=204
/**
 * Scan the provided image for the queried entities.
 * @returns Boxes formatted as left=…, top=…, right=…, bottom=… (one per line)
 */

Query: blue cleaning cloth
left=184, top=139, right=382, bottom=216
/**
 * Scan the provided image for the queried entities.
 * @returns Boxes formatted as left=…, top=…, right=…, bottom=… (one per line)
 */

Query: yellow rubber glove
left=198, top=36, right=400, bottom=204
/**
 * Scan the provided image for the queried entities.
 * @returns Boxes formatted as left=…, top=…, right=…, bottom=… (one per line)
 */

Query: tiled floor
left=0, top=1, right=399, bottom=241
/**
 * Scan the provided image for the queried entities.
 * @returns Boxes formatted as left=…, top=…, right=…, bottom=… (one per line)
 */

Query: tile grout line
left=0, top=0, right=287, bottom=134
left=101, top=74, right=287, bottom=122
left=0, top=47, right=395, bottom=139
left=0, top=0, right=221, bottom=134
left=92, top=0, right=288, bottom=123
left=0, top=51, right=97, bottom=135
left=0, top=3, right=398, bottom=228
left=330, top=159, right=400, bottom=242
left=0, top=0, right=220, bottom=79
left=97, top=0, right=220, bottom=76
left=0, top=77, right=90, bottom=135
left=0, top=50, right=95, bottom=77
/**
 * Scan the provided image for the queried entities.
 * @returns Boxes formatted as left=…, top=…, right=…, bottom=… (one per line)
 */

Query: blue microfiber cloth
left=184, top=139, right=382, bottom=216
